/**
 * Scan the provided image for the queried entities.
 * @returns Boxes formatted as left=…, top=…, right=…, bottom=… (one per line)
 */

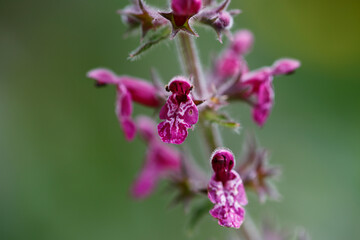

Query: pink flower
left=239, top=58, right=300, bottom=126
left=239, top=58, right=299, bottom=126
left=87, top=68, right=161, bottom=141
left=241, top=67, right=274, bottom=126
left=158, top=77, right=199, bottom=144
left=271, top=58, right=301, bottom=76
left=241, top=67, right=273, bottom=95
left=231, top=30, right=254, bottom=55
left=252, top=81, right=274, bottom=127
left=171, top=0, right=202, bottom=17
left=132, top=116, right=181, bottom=198
left=208, top=149, right=248, bottom=228
left=116, top=84, right=137, bottom=141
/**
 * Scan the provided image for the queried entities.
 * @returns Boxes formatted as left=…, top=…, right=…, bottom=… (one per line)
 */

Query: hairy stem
left=239, top=213, right=262, bottom=240
left=199, top=119, right=218, bottom=154
left=177, top=33, right=207, bottom=99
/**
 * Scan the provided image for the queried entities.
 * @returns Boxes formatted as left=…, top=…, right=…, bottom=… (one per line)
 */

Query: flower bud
left=216, top=50, right=241, bottom=78
left=120, top=5, right=141, bottom=28
left=231, top=30, right=254, bottom=55
left=87, top=68, right=120, bottom=86
left=271, top=58, right=301, bottom=76
left=213, top=11, right=233, bottom=30
left=171, top=0, right=202, bottom=16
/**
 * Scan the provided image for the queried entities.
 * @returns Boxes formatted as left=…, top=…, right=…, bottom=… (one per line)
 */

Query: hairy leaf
left=203, top=110, right=241, bottom=130
left=129, top=27, right=171, bottom=59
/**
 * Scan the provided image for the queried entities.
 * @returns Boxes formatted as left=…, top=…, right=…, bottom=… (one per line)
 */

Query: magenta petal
left=132, top=169, right=158, bottom=199
left=150, top=143, right=181, bottom=172
left=241, top=67, right=273, bottom=95
left=137, top=116, right=157, bottom=142
left=236, top=181, right=248, bottom=206
left=168, top=77, right=192, bottom=95
left=159, top=103, right=169, bottom=120
left=252, top=82, right=274, bottom=127
left=87, top=68, right=120, bottom=85
left=116, top=84, right=136, bottom=141
left=253, top=106, right=270, bottom=127
left=121, top=77, right=160, bottom=107
left=242, top=67, right=272, bottom=84
left=132, top=133, right=181, bottom=199
left=183, top=101, right=199, bottom=125
left=116, top=85, right=133, bottom=117
left=257, top=81, right=274, bottom=105
left=121, top=118, right=136, bottom=141
left=208, top=170, right=247, bottom=229
left=158, top=120, right=188, bottom=144
left=217, top=207, right=245, bottom=228
left=272, top=58, right=301, bottom=76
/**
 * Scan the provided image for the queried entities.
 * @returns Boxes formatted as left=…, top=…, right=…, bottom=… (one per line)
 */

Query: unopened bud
left=171, top=0, right=202, bottom=16
left=213, top=11, right=233, bottom=30
left=272, top=58, right=301, bottom=76
left=231, top=30, right=254, bottom=55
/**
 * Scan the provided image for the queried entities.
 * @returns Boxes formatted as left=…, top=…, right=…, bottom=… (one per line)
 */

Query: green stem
left=177, top=33, right=207, bottom=99
left=238, top=213, right=262, bottom=240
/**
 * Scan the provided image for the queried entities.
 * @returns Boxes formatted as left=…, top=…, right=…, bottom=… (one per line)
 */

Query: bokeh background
left=1, top=0, right=359, bottom=239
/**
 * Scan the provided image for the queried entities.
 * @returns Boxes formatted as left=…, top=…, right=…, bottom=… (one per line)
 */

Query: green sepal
left=187, top=200, right=213, bottom=232
left=128, top=27, right=171, bottom=59
left=159, top=12, right=198, bottom=39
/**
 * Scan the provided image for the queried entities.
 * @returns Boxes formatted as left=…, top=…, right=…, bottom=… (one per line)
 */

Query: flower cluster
left=212, top=30, right=300, bottom=126
left=87, top=0, right=305, bottom=237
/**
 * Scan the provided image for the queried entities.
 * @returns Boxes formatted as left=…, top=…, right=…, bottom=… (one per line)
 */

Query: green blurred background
left=1, top=0, right=359, bottom=239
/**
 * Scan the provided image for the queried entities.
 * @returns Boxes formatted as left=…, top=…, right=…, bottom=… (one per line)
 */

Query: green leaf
left=129, top=27, right=171, bottom=59
left=187, top=200, right=213, bottom=232
left=203, top=110, right=241, bottom=130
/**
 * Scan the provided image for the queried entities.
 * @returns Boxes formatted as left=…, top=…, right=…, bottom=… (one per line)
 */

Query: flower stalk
left=177, top=32, right=207, bottom=99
